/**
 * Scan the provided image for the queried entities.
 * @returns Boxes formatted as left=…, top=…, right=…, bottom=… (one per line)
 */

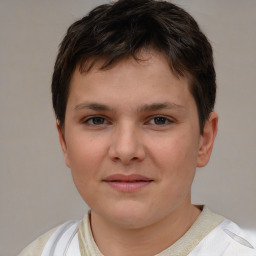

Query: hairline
left=59, top=48, right=203, bottom=132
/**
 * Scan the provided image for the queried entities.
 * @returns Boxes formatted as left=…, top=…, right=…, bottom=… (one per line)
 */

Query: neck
left=90, top=200, right=201, bottom=256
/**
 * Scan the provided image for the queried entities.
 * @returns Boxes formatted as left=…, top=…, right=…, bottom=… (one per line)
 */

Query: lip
left=103, top=174, right=153, bottom=193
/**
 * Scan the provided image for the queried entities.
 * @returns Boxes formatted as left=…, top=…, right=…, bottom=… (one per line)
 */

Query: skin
left=57, top=50, right=218, bottom=256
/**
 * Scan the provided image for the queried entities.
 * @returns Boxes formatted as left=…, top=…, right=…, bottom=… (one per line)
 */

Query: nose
left=108, top=122, right=146, bottom=165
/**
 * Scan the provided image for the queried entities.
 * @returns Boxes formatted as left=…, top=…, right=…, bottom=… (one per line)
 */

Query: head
left=52, top=0, right=218, bottom=232
left=52, top=0, right=216, bottom=134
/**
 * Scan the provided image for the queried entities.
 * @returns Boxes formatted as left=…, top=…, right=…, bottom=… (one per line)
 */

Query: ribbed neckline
left=78, top=206, right=225, bottom=256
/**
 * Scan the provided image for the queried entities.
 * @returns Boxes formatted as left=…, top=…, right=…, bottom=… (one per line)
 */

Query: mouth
left=103, top=174, right=154, bottom=193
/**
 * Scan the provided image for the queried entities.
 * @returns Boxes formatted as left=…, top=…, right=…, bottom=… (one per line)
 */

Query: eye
left=83, top=116, right=108, bottom=126
left=148, top=116, right=173, bottom=126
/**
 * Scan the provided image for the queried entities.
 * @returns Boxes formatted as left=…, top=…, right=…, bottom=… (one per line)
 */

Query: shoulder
left=18, top=220, right=80, bottom=256
left=220, top=219, right=256, bottom=248
left=190, top=219, right=256, bottom=256
left=18, top=227, right=57, bottom=256
left=18, top=219, right=82, bottom=256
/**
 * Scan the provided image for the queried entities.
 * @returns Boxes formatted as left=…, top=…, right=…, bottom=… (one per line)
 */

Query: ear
left=56, top=120, right=71, bottom=168
left=197, top=112, right=218, bottom=167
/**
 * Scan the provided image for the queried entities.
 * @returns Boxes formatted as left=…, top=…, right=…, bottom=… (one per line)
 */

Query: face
left=58, top=50, right=217, bottom=229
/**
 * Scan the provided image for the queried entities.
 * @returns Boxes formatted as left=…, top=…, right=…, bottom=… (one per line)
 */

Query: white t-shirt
left=18, top=206, right=256, bottom=256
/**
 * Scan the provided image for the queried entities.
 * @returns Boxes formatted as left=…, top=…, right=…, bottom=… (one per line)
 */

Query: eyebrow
left=74, top=101, right=185, bottom=112
left=137, top=102, right=185, bottom=112
left=74, top=102, right=112, bottom=111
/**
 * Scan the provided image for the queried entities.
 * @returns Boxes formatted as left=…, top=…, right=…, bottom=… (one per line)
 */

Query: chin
left=99, top=201, right=154, bottom=229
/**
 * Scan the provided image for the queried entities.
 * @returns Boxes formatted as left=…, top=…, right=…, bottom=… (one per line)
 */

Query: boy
left=19, top=0, right=255, bottom=255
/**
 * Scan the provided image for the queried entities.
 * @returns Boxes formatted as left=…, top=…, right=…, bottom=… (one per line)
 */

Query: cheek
left=149, top=133, right=199, bottom=192
left=152, top=136, right=199, bottom=170
left=65, top=135, right=107, bottom=184
left=66, top=139, right=105, bottom=205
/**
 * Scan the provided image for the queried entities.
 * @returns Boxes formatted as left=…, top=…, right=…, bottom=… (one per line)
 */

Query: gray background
left=0, top=1, right=255, bottom=255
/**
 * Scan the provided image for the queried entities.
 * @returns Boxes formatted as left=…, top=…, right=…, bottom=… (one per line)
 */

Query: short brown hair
left=52, top=0, right=216, bottom=133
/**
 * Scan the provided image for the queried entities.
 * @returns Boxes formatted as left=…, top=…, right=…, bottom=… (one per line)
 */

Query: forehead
left=73, top=50, right=187, bottom=88
left=77, top=48, right=188, bottom=83
left=67, top=50, right=196, bottom=116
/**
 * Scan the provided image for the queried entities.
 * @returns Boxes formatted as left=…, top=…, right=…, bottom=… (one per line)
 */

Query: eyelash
left=82, top=116, right=109, bottom=126
left=147, top=116, right=174, bottom=126
left=82, top=115, right=174, bottom=127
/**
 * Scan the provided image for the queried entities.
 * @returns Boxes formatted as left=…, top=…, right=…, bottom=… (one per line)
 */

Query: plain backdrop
left=0, top=1, right=255, bottom=255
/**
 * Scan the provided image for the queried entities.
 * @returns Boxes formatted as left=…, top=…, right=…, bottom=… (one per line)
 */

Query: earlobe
left=197, top=112, right=218, bottom=167
left=56, top=120, right=71, bottom=168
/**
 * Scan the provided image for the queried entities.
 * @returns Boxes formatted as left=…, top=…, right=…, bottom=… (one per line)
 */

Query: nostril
left=108, top=132, right=146, bottom=164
